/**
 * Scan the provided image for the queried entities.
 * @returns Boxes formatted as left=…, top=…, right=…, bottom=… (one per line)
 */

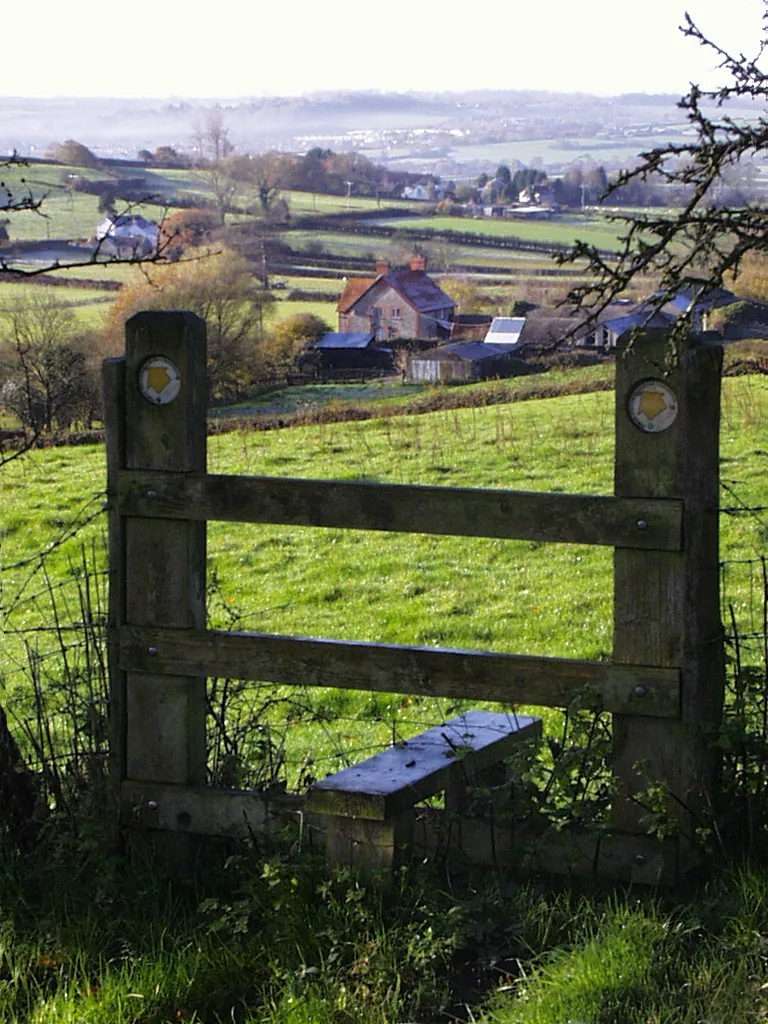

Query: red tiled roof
left=338, top=269, right=455, bottom=315
left=337, top=277, right=376, bottom=313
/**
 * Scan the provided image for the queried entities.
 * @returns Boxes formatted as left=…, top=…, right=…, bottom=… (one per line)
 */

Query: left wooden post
left=105, top=311, right=207, bottom=866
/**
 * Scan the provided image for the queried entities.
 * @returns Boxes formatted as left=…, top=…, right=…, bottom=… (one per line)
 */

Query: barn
left=406, top=341, right=529, bottom=383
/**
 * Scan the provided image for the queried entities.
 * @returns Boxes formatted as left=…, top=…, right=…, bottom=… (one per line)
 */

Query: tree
left=192, top=106, right=234, bottom=164
left=560, top=12, right=768, bottom=326
left=97, top=191, right=118, bottom=219
left=0, top=294, right=97, bottom=432
left=45, top=140, right=101, bottom=169
left=440, top=277, right=495, bottom=314
left=153, top=145, right=184, bottom=166
left=105, top=248, right=275, bottom=401
left=261, top=313, right=330, bottom=375
left=160, top=207, right=220, bottom=256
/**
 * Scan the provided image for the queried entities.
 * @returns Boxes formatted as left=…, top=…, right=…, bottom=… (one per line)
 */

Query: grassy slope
left=3, top=375, right=766, bottom=779
left=1, top=373, right=767, bottom=1023
left=375, top=213, right=627, bottom=251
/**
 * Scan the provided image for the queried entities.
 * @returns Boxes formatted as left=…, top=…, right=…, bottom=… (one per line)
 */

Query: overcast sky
left=6, top=0, right=765, bottom=98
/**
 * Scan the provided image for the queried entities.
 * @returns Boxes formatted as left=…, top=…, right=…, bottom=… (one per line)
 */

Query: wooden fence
left=104, top=311, right=724, bottom=883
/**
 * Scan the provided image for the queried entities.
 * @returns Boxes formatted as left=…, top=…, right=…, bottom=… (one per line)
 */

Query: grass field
left=375, top=213, right=628, bottom=251
left=1, top=368, right=767, bottom=1023
left=3, top=373, right=766, bottom=780
left=0, top=281, right=113, bottom=327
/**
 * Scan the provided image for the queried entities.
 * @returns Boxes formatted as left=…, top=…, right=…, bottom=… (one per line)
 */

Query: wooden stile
left=612, top=330, right=724, bottom=845
left=105, top=318, right=726, bottom=883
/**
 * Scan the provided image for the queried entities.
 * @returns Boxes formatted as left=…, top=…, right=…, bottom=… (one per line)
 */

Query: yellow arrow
left=638, top=390, right=667, bottom=420
left=147, top=366, right=171, bottom=393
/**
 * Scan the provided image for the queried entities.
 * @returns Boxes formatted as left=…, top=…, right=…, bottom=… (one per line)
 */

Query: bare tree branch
left=559, top=10, right=768, bottom=329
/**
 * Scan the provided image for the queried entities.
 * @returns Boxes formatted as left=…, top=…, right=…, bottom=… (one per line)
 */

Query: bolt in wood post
left=612, top=329, right=724, bottom=864
left=111, top=311, right=207, bottom=868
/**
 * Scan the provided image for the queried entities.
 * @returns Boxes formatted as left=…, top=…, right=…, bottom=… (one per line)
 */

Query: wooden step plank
left=308, top=711, right=541, bottom=820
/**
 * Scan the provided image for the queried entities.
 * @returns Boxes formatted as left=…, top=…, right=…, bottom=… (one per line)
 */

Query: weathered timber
left=117, top=470, right=683, bottom=551
left=122, top=780, right=293, bottom=838
left=308, top=711, right=542, bottom=820
left=612, top=330, right=724, bottom=843
left=121, top=781, right=677, bottom=885
left=103, top=357, right=127, bottom=821
left=413, top=811, right=678, bottom=884
left=120, top=625, right=681, bottom=717
left=121, top=312, right=208, bottom=872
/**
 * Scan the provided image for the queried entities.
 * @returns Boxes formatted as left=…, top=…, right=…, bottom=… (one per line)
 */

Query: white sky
left=4, top=0, right=765, bottom=98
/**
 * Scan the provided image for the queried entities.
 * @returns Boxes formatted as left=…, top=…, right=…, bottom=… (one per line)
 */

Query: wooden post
left=612, top=329, right=724, bottom=858
left=111, top=311, right=207, bottom=866
left=103, top=356, right=127, bottom=839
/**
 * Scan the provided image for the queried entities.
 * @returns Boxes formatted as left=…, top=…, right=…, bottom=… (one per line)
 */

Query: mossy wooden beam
left=120, top=625, right=680, bottom=717
left=117, top=470, right=683, bottom=551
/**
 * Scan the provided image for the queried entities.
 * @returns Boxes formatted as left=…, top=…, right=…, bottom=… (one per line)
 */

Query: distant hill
left=1, top=90, right=761, bottom=177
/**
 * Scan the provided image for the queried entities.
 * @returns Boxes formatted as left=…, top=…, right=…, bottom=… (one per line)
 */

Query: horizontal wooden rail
left=117, top=470, right=683, bottom=550
left=121, top=780, right=676, bottom=884
left=120, top=626, right=680, bottom=717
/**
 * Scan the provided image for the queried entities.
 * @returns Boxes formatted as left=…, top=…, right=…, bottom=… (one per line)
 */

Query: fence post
left=109, top=311, right=207, bottom=865
left=612, top=328, right=724, bottom=860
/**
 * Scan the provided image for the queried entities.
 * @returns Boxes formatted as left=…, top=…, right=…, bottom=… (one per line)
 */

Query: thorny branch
left=0, top=153, right=219, bottom=278
left=559, top=9, right=768, bottom=327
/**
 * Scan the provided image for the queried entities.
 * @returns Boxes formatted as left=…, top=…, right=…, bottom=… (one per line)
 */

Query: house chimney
left=410, top=254, right=426, bottom=272
left=376, top=259, right=391, bottom=276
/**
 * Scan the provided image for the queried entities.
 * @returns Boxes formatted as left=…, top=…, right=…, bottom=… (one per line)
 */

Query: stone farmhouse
left=336, top=256, right=456, bottom=342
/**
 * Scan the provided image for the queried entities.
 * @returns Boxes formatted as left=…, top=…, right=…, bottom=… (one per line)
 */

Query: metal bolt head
left=148, top=646, right=158, bottom=657
left=636, top=519, right=649, bottom=531
left=147, top=489, right=157, bottom=499
left=634, top=684, right=647, bottom=697
left=147, top=800, right=158, bottom=810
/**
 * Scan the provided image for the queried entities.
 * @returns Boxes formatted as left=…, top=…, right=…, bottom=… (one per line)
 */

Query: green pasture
left=1, top=370, right=768, bottom=1024
left=45, top=262, right=143, bottom=285
left=211, top=381, right=426, bottom=419
left=2, top=374, right=766, bottom=783
left=282, top=228, right=575, bottom=272
left=282, top=190, right=420, bottom=216
left=0, top=281, right=112, bottom=327
left=270, top=274, right=344, bottom=295
left=268, top=298, right=338, bottom=327
left=375, top=213, right=627, bottom=251
left=362, top=131, right=691, bottom=171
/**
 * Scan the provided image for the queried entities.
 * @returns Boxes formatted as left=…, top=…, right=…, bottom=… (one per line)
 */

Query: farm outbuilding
left=311, top=332, right=393, bottom=372
left=406, top=341, right=529, bottom=383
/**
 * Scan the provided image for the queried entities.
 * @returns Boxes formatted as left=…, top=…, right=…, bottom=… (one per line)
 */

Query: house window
left=392, top=307, right=401, bottom=319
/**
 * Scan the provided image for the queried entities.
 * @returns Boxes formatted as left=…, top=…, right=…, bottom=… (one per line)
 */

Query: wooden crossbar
left=117, top=469, right=683, bottom=550
left=119, top=625, right=681, bottom=717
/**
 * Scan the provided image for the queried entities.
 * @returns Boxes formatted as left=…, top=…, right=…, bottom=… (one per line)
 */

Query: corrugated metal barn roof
left=314, top=332, right=377, bottom=349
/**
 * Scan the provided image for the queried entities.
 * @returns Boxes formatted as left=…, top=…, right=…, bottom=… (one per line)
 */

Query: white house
left=96, top=214, right=160, bottom=257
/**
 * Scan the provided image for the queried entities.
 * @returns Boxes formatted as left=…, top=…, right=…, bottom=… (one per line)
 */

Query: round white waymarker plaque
left=627, top=379, right=678, bottom=433
left=138, top=357, right=182, bottom=405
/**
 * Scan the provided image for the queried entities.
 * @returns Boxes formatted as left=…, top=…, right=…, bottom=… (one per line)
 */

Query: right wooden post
left=612, top=329, right=724, bottom=862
